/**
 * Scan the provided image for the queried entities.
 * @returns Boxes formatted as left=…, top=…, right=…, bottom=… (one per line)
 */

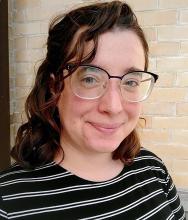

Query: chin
left=86, top=139, right=122, bottom=154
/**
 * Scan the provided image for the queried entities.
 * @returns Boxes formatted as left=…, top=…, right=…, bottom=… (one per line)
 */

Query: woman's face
left=57, top=30, right=145, bottom=155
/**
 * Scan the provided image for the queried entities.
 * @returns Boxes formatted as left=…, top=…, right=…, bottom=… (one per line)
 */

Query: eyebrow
left=83, top=63, right=144, bottom=75
left=125, top=67, right=144, bottom=73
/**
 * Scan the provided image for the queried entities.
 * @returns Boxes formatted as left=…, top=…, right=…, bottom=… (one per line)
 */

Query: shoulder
left=0, top=162, right=56, bottom=182
left=135, top=147, right=165, bottom=165
left=0, top=162, right=61, bottom=219
left=133, top=147, right=169, bottom=177
left=131, top=148, right=174, bottom=192
left=0, top=162, right=66, bottom=196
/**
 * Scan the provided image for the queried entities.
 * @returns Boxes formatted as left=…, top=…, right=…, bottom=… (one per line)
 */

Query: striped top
left=0, top=148, right=185, bottom=220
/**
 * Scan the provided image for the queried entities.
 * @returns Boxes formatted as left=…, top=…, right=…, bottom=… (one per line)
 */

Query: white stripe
left=0, top=152, right=163, bottom=180
left=166, top=212, right=175, bottom=220
left=158, top=177, right=170, bottom=185
left=134, top=155, right=164, bottom=166
left=79, top=189, right=163, bottom=220
left=179, top=212, right=186, bottom=220
left=168, top=194, right=178, bottom=204
left=173, top=204, right=182, bottom=214
left=8, top=181, right=161, bottom=219
left=3, top=165, right=160, bottom=200
left=0, top=209, right=8, bottom=219
left=0, top=171, right=72, bottom=187
left=168, top=183, right=175, bottom=193
left=136, top=201, right=170, bottom=220
left=0, top=162, right=55, bottom=179
left=4, top=176, right=157, bottom=201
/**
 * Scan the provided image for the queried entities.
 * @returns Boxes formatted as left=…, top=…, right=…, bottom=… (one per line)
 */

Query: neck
left=55, top=141, right=124, bottom=182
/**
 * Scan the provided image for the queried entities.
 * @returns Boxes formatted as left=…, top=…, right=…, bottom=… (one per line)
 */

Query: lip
left=88, top=122, right=123, bottom=134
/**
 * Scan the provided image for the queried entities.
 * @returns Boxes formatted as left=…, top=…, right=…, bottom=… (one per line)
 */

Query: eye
left=81, top=75, right=98, bottom=87
left=121, top=77, right=141, bottom=93
left=122, top=72, right=142, bottom=89
left=124, top=79, right=140, bottom=87
left=76, top=66, right=102, bottom=88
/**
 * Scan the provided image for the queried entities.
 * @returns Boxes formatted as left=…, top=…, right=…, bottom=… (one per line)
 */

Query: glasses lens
left=70, top=66, right=108, bottom=99
left=121, top=72, right=154, bottom=102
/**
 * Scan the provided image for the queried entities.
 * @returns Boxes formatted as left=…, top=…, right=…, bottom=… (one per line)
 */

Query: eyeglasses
left=63, top=64, right=158, bottom=102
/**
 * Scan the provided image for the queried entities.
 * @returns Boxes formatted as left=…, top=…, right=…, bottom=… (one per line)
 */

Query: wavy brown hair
left=11, top=0, right=149, bottom=168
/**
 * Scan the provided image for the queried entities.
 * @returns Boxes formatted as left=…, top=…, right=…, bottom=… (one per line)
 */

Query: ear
left=49, top=73, right=56, bottom=95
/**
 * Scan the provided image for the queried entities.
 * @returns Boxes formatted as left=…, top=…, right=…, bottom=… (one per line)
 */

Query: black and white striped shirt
left=0, top=148, right=185, bottom=219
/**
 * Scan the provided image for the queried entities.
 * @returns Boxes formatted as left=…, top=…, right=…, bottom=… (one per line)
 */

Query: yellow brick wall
left=8, top=0, right=188, bottom=189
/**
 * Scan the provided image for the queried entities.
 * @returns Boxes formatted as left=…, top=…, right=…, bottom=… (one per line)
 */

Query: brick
left=177, top=72, right=188, bottom=87
left=13, top=10, right=25, bottom=22
left=148, top=88, right=187, bottom=102
left=15, top=63, right=33, bottom=75
left=180, top=10, right=188, bottom=24
left=140, top=129, right=169, bottom=143
left=181, top=42, right=188, bottom=54
left=143, top=27, right=157, bottom=41
left=9, top=65, right=15, bottom=78
left=8, top=0, right=14, bottom=12
left=171, top=130, right=188, bottom=145
left=152, top=117, right=188, bottom=129
left=157, top=57, right=188, bottom=72
left=15, top=99, right=25, bottom=112
left=173, top=160, right=188, bottom=174
left=137, top=10, right=177, bottom=26
left=9, top=78, right=15, bottom=89
left=9, top=39, right=14, bottom=52
left=172, top=174, right=188, bottom=188
left=9, top=89, right=15, bottom=101
left=8, top=10, right=13, bottom=26
left=177, top=103, right=188, bottom=116
left=148, top=58, right=156, bottom=72
left=125, top=0, right=158, bottom=11
left=15, top=87, right=31, bottom=99
left=142, top=102, right=176, bottom=115
left=154, top=72, right=176, bottom=87
left=10, top=102, right=14, bottom=118
left=14, top=0, right=40, bottom=10
left=41, top=0, right=82, bottom=8
left=40, top=0, right=78, bottom=15
left=138, top=116, right=152, bottom=129
left=15, top=49, right=45, bottom=62
left=26, top=7, right=46, bottom=21
left=14, top=37, right=27, bottom=49
left=159, top=0, right=188, bottom=9
left=158, top=26, right=188, bottom=41
left=149, top=42, right=180, bottom=57
left=11, top=112, right=23, bottom=123
left=13, top=111, right=26, bottom=124
left=40, top=22, right=49, bottom=34
left=146, top=145, right=188, bottom=160
left=15, top=73, right=34, bottom=87
left=9, top=27, right=14, bottom=40
left=14, top=23, right=41, bottom=35
left=27, top=36, right=47, bottom=49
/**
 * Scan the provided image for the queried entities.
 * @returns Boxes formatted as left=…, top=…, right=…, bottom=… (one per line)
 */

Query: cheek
left=57, top=90, right=95, bottom=126
left=124, top=102, right=142, bottom=120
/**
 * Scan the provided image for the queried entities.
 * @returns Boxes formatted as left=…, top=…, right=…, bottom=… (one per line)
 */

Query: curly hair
left=11, top=0, right=149, bottom=168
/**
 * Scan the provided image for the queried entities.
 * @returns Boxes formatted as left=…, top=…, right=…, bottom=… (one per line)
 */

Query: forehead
left=69, top=28, right=145, bottom=71
left=91, top=30, right=145, bottom=71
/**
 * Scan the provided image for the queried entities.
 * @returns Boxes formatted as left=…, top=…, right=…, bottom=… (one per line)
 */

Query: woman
left=0, top=1, right=185, bottom=219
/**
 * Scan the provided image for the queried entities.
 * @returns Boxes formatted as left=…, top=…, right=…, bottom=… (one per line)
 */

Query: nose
left=98, top=80, right=124, bottom=115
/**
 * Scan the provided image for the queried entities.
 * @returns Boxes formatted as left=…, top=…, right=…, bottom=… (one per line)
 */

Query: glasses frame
left=63, top=63, right=159, bottom=102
